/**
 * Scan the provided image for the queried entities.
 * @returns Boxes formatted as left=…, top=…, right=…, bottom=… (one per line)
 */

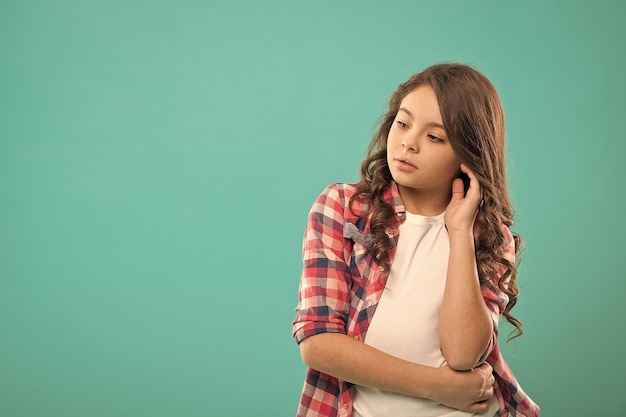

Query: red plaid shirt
left=292, top=182, right=540, bottom=417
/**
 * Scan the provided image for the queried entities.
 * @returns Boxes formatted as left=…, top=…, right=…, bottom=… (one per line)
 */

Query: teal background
left=1, top=1, right=624, bottom=416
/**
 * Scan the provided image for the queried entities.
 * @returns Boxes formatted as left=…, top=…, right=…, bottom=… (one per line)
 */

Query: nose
left=401, top=137, right=418, bottom=152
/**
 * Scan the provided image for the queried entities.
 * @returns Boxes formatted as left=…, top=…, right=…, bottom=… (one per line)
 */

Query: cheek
left=386, top=134, right=399, bottom=155
left=439, top=155, right=461, bottom=176
left=386, top=150, right=394, bottom=168
left=386, top=131, right=397, bottom=146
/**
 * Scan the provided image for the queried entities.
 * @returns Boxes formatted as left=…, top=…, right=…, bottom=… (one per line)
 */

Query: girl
left=292, top=63, right=540, bottom=417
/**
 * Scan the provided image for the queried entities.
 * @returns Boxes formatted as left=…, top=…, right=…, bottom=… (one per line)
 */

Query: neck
left=397, top=185, right=451, bottom=216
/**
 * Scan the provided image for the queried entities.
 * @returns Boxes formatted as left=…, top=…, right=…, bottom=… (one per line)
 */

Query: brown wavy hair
left=349, top=63, right=524, bottom=338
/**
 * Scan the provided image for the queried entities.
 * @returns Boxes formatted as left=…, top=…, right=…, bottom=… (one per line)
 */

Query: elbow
left=299, top=339, right=313, bottom=367
left=299, top=335, right=321, bottom=369
left=441, top=342, right=488, bottom=371
left=442, top=338, right=493, bottom=370
left=444, top=354, right=482, bottom=371
left=440, top=323, right=494, bottom=371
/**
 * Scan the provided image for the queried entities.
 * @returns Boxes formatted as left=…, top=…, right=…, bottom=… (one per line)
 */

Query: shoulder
left=316, top=183, right=358, bottom=202
left=306, top=184, right=373, bottom=237
left=310, top=183, right=359, bottom=214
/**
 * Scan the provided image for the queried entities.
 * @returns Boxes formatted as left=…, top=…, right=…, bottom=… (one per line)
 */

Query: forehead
left=399, top=85, right=443, bottom=124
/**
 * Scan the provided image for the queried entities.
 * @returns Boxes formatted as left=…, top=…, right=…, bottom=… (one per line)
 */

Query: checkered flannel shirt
left=292, top=182, right=540, bottom=417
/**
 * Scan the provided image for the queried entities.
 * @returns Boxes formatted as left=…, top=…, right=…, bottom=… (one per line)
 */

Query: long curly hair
left=349, top=63, right=524, bottom=338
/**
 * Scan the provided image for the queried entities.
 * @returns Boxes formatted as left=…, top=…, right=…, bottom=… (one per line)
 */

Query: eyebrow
left=398, top=107, right=445, bottom=130
left=398, top=107, right=414, bottom=119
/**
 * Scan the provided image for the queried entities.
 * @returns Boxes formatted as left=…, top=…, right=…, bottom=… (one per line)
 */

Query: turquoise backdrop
left=1, top=1, right=624, bottom=416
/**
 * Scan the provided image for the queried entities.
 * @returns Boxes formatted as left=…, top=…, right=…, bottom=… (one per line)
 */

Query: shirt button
left=353, top=335, right=359, bottom=340
left=342, top=404, right=349, bottom=410
left=366, top=300, right=373, bottom=307
left=379, top=266, right=384, bottom=271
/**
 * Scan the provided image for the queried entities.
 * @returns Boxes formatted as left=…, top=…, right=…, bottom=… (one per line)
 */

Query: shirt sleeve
left=292, top=184, right=352, bottom=344
left=477, top=226, right=515, bottom=363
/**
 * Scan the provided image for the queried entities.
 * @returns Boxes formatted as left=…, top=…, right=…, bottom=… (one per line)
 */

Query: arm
left=300, top=333, right=496, bottom=413
left=440, top=165, right=493, bottom=370
left=293, top=184, right=494, bottom=412
left=439, top=229, right=493, bottom=370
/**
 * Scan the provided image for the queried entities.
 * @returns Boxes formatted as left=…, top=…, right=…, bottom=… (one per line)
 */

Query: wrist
left=446, top=228, right=475, bottom=244
left=421, top=365, right=446, bottom=401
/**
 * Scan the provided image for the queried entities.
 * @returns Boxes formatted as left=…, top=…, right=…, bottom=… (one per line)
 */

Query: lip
left=394, top=157, right=417, bottom=171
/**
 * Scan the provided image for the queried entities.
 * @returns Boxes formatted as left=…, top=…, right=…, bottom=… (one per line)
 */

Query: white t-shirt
left=352, top=211, right=498, bottom=417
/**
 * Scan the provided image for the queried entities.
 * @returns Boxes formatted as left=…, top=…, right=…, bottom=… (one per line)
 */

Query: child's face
left=386, top=85, right=461, bottom=203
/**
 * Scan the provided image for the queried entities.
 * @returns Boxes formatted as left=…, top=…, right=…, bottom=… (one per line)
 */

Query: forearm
left=439, top=231, right=493, bottom=370
left=300, top=332, right=442, bottom=400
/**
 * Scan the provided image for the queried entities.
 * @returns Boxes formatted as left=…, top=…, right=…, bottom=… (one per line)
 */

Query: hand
left=444, top=164, right=482, bottom=234
left=431, top=362, right=496, bottom=413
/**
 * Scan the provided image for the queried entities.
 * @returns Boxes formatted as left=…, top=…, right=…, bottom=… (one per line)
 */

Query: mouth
left=395, top=157, right=416, bottom=168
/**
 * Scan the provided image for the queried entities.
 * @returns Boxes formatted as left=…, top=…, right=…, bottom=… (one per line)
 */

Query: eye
left=428, top=134, right=444, bottom=143
left=396, top=120, right=408, bottom=129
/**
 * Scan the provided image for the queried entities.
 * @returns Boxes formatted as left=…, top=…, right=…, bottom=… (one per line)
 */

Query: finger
left=478, top=383, right=494, bottom=400
left=470, top=400, right=490, bottom=413
left=475, top=363, right=494, bottom=397
left=459, top=163, right=482, bottom=200
left=450, top=177, right=465, bottom=201
left=475, top=361, right=493, bottom=375
left=473, top=385, right=494, bottom=411
left=480, top=370, right=495, bottom=393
